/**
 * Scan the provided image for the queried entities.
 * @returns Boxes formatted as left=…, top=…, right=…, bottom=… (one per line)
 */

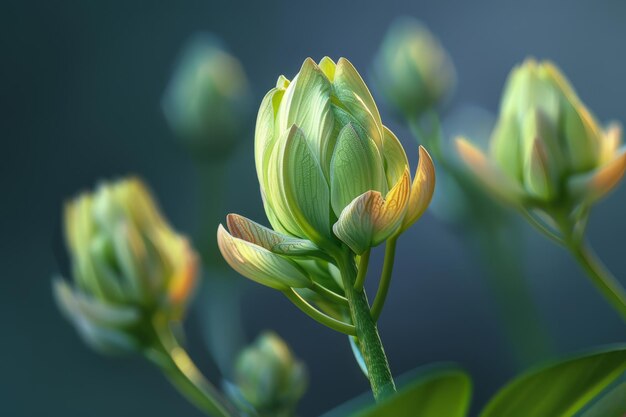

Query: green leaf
left=480, top=345, right=626, bottom=417
left=578, top=382, right=626, bottom=417
left=320, top=365, right=471, bottom=417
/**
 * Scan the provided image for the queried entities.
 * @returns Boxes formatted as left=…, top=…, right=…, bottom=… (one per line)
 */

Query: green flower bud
left=218, top=57, right=435, bottom=294
left=457, top=59, right=626, bottom=215
left=230, top=332, right=307, bottom=416
left=372, top=17, right=456, bottom=119
left=54, top=178, right=198, bottom=354
left=162, top=33, right=252, bottom=157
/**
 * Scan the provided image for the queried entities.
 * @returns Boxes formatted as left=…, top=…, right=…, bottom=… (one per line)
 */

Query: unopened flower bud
left=372, top=17, right=456, bottom=119
left=162, top=33, right=252, bottom=157
left=53, top=177, right=198, bottom=354
left=230, top=332, right=307, bottom=416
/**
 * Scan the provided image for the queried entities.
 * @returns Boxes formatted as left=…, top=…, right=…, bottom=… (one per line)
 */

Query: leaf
left=320, top=365, right=471, bottom=417
left=578, top=382, right=626, bottom=417
left=480, top=345, right=626, bottom=417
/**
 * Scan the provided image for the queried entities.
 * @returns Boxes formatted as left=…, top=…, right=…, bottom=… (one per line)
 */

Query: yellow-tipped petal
left=167, top=239, right=199, bottom=309
left=318, top=56, right=336, bottom=82
left=226, top=214, right=321, bottom=256
left=402, top=146, right=435, bottom=230
left=600, top=124, right=622, bottom=165
left=217, top=225, right=311, bottom=290
left=333, top=169, right=410, bottom=254
left=568, top=148, right=626, bottom=203
left=456, top=137, right=524, bottom=205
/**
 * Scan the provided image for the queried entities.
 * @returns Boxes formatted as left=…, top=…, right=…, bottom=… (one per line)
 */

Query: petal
left=166, top=239, right=199, bottom=311
left=277, top=58, right=334, bottom=175
left=402, top=146, right=435, bottom=230
left=330, top=123, right=386, bottom=216
left=255, top=86, right=287, bottom=196
left=318, top=56, right=336, bottom=82
left=333, top=170, right=410, bottom=254
left=381, top=126, right=409, bottom=188
left=523, top=137, right=557, bottom=201
left=333, top=58, right=384, bottom=150
left=217, top=225, right=311, bottom=290
left=456, top=137, right=525, bottom=205
left=226, top=213, right=322, bottom=256
left=568, top=147, right=626, bottom=203
left=600, top=123, right=622, bottom=165
left=281, top=125, right=332, bottom=243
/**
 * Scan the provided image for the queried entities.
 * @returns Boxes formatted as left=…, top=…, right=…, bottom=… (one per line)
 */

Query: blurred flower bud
left=457, top=59, right=626, bottom=219
left=53, top=177, right=198, bottom=354
left=218, top=57, right=435, bottom=289
left=372, top=17, right=456, bottom=120
left=162, top=33, right=252, bottom=157
left=230, top=332, right=307, bottom=416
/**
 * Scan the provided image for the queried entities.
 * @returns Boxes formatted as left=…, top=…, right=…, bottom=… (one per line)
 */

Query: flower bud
left=217, top=57, right=435, bottom=309
left=53, top=178, right=198, bottom=354
left=457, top=59, right=626, bottom=214
left=372, top=17, right=456, bottom=119
left=229, top=332, right=307, bottom=416
left=162, top=33, right=252, bottom=157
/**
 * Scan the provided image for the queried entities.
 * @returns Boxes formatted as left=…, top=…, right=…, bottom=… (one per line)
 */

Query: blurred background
left=3, top=0, right=626, bottom=415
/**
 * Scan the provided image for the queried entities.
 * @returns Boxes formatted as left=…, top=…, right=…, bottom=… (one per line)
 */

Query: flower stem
left=372, top=237, right=398, bottom=321
left=146, top=322, right=239, bottom=417
left=567, top=241, right=626, bottom=323
left=336, top=249, right=396, bottom=401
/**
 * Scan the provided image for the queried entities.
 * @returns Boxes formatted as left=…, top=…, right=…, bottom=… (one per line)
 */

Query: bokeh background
left=3, top=0, right=626, bottom=416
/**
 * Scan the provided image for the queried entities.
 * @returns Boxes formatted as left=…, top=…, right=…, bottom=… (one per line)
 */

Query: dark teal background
left=3, top=0, right=626, bottom=416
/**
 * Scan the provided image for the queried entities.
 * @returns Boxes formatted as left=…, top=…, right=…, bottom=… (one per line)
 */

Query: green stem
left=146, top=323, right=239, bottom=417
left=336, top=249, right=396, bottom=401
left=283, top=288, right=356, bottom=335
left=354, top=249, right=371, bottom=291
left=371, top=237, right=398, bottom=321
left=567, top=241, right=626, bottom=323
left=311, top=281, right=349, bottom=306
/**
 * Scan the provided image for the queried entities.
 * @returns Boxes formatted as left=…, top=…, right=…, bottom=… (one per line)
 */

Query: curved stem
left=519, top=209, right=564, bottom=245
left=283, top=288, right=356, bottom=335
left=336, top=248, right=396, bottom=401
left=567, top=241, right=626, bottom=323
left=311, top=282, right=349, bottom=306
left=371, top=237, right=398, bottom=321
left=354, top=250, right=371, bottom=291
left=146, top=323, right=239, bottom=417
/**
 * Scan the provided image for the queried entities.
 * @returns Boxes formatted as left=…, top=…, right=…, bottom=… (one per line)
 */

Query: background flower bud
left=458, top=59, right=626, bottom=211
left=54, top=177, right=198, bottom=353
left=372, top=17, right=456, bottom=119
left=162, top=33, right=252, bottom=157
left=229, top=332, right=307, bottom=416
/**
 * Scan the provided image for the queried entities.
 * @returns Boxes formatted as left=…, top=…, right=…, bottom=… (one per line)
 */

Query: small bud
left=162, top=33, right=252, bottom=157
left=457, top=59, right=626, bottom=222
left=230, top=332, right=307, bottom=416
left=54, top=177, right=198, bottom=354
left=372, top=17, right=456, bottom=119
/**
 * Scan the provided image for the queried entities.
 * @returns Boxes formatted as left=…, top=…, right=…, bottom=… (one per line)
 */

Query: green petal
left=226, top=213, right=322, bottom=256
left=330, top=123, right=386, bottom=216
left=217, top=225, right=311, bottom=290
left=255, top=86, right=287, bottom=197
left=281, top=125, right=333, bottom=244
left=318, top=56, right=336, bottom=82
left=523, top=137, right=557, bottom=201
left=381, top=126, right=409, bottom=188
left=333, top=58, right=384, bottom=151
left=277, top=58, right=334, bottom=176
left=333, top=170, right=410, bottom=254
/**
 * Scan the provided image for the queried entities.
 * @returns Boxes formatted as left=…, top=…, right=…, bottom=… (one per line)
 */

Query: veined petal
left=281, top=125, right=332, bottom=244
left=217, top=225, right=311, bottom=290
left=381, top=126, right=410, bottom=188
left=333, top=170, right=410, bottom=254
left=255, top=86, right=287, bottom=195
left=333, top=58, right=384, bottom=151
left=401, top=146, right=435, bottom=230
left=456, top=137, right=525, bottom=205
left=277, top=58, right=334, bottom=174
left=568, top=147, right=626, bottom=203
left=330, top=123, right=386, bottom=216
left=226, top=213, right=322, bottom=256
